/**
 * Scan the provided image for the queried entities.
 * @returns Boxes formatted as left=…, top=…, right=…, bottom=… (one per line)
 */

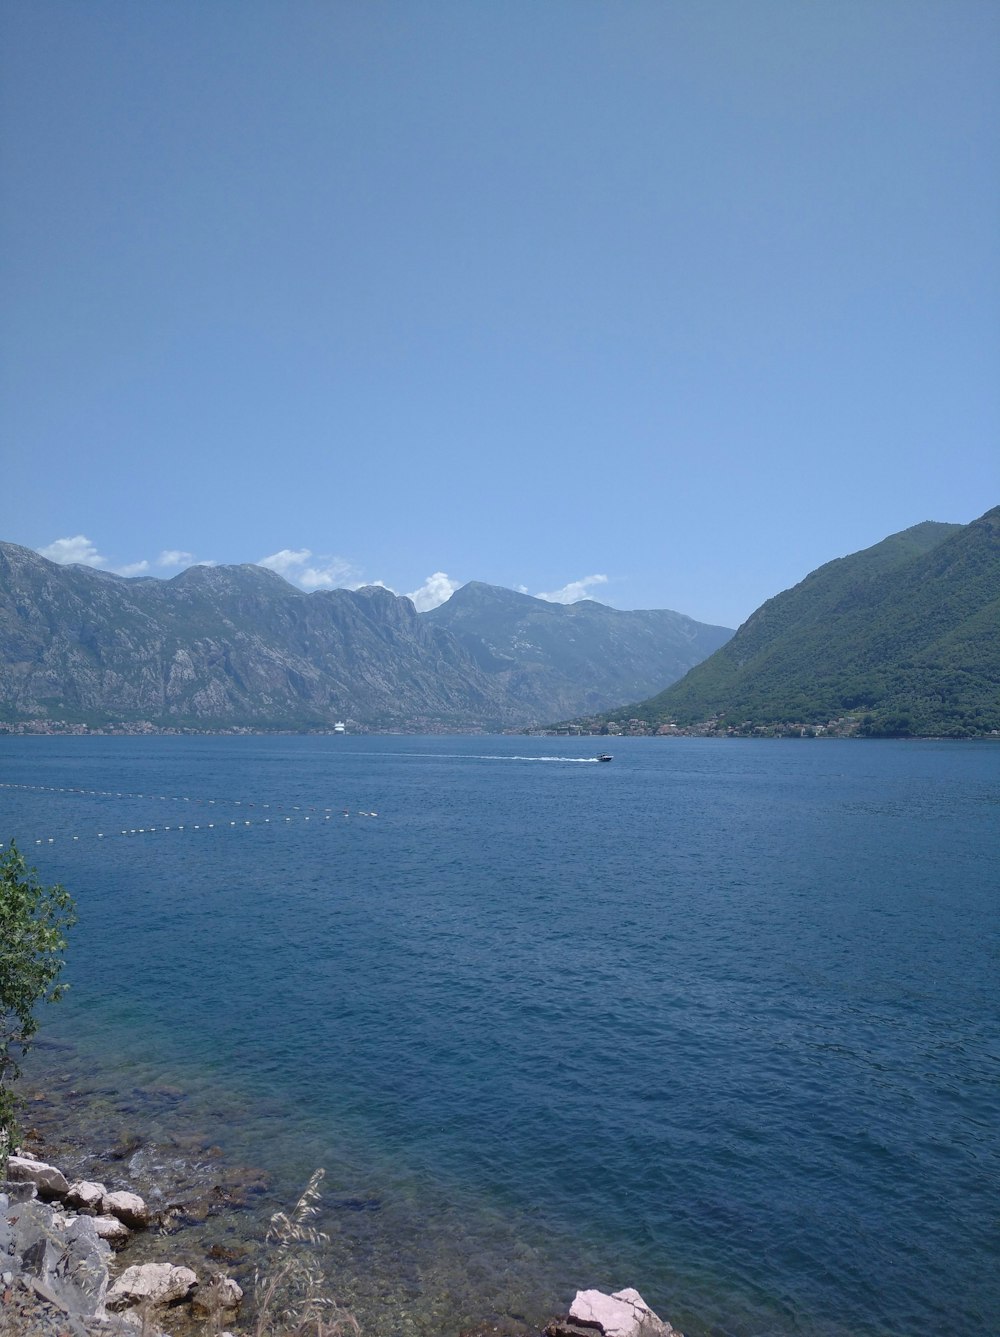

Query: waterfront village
left=2, top=715, right=874, bottom=738
left=535, top=715, right=868, bottom=738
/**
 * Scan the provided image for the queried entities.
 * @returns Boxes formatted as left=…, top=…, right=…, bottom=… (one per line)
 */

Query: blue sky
left=3, top=1, right=997, bottom=628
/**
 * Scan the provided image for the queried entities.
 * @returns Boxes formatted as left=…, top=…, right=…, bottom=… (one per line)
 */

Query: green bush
left=0, top=841, right=75, bottom=1169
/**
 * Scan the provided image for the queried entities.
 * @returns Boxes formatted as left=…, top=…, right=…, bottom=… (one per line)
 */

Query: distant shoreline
left=3, top=720, right=999, bottom=740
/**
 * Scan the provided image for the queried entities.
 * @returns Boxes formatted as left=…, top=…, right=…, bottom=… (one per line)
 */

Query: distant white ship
left=333, top=721, right=346, bottom=734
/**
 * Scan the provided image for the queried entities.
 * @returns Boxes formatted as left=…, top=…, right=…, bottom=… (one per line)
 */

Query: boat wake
left=367, top=751, right=604, bottom=763
left=477, top=755, right=601, bottom=763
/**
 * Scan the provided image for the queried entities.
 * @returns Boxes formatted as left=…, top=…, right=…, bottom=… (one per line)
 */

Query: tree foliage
left=0, top=841, right=76, bottom=1167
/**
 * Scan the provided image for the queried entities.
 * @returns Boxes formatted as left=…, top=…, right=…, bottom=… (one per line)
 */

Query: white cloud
left=38, top=535, right=108, bottom=567
left=354, top=579, right=397, bottom=594
left=258, top=548, right=359, bottom=591
left=535, top=574, right=609, bottom=604
left=37, top=537, right=205, bottom=578
left=298, top=561, right=357, bottom=591
left=258, top=548, right=312, bottom=577
left=157, top=549, right=195, bottom=569
left=406, top=571, right=460, bottom=611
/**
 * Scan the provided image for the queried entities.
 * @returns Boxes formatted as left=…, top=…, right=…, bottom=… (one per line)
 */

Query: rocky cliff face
left=425, top=580, right=733, bottom=717
left=0, top=544, right=731, bottom=729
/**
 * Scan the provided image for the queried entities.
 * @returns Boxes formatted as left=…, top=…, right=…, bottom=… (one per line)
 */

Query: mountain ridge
left=0, top=543, right=731, bottom=730
left=426, top=578, right=732, bottom=716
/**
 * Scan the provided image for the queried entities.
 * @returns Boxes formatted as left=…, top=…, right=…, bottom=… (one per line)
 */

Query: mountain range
left=0, top=542, right=732, bottom=730
left=606, top=506, right=1000, bottom=737
left=4, top=506, right=996, bottom=737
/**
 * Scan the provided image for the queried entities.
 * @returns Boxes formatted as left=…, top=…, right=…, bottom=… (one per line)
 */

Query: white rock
left=101, top=1189, right=150, bottom=1229
left=568, top=1288, right=674, bottom=1337
left=4, top=1155, right=69, bottom=1199
left=93, top=1214, right=132, bottom=1249
left=106, top=1262, right=197, bottom=1310
left=66, top=1180, right=107, bottom=1213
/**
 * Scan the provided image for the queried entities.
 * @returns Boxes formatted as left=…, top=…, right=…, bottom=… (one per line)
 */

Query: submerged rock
left=190, top=1271, right=243, bottom=1316
left=459, top=1324, right=536, bottom=1337
left=93, top=1214, right=132, bottom=1249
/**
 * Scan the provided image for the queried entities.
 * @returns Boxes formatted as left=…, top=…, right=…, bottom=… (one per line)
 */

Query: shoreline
left=4, top=720, right=1000, bottom=739
left=3, top=1070, right=683, bottom=1337
left=2, top=1057, right=559, bottom=1337
left=4, top=1067, right=278, bottom=1336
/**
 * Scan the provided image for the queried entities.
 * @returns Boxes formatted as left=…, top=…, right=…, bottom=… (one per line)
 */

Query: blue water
left=2, top=735, right=998, bottom=1337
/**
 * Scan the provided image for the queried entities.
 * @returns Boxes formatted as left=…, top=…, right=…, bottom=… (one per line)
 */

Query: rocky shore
left=3, top=1146, right=684, bottom=1337
left=1, top=1150, right=243, bottom=1337
left=2, top=1075, right=684, bottom=1337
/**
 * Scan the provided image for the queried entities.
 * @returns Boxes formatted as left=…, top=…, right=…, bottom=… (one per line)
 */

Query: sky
left=2, top=1, right=998, bottom=628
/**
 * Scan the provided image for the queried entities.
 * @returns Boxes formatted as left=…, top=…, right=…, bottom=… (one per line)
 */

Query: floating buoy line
left=0, top=781, right=378, bottom=850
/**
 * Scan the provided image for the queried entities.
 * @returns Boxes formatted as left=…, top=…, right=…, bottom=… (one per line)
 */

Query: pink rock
left=568, top=1288, right=675, bottom=1337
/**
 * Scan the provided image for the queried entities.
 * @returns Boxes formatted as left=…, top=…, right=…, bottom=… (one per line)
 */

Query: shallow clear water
left=2, top=735, right=998, bottom=1336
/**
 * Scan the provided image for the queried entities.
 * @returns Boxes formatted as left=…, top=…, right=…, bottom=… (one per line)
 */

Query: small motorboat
left=596, top=753, right=613, bottom=763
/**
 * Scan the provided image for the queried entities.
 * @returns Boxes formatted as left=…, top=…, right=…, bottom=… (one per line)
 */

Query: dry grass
left=250, top=1170, right=359, bottom=1337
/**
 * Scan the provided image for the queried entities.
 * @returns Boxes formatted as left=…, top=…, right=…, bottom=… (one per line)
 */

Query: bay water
left=2, top=735, right=997, bottom=1337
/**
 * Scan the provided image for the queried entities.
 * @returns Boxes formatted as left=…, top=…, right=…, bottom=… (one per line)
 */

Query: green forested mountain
left=613, top=507, right=1000, bottom=737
